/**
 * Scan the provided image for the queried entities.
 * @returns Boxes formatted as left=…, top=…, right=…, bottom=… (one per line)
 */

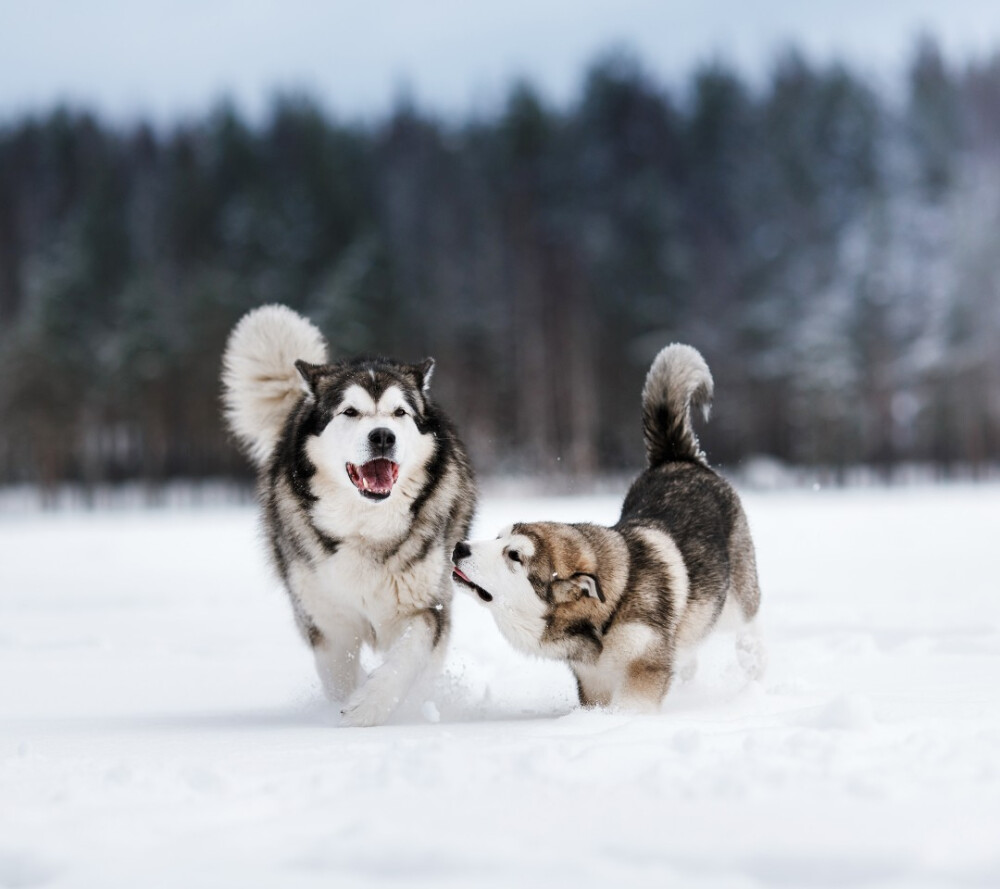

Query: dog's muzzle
left=452, top=543, right=493, bottom=602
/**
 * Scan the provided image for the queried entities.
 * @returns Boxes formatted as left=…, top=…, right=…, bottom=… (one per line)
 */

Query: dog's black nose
left=453, top=541, right=471, bottom=561
left=368, top=427, right=396, bottom=452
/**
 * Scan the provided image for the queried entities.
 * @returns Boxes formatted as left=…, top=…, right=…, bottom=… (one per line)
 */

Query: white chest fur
left=290, top=540, right=448, bottom=651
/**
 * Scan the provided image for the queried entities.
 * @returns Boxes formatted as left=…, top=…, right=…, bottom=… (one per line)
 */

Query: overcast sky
left=2, top=1, right=1000, bottom=124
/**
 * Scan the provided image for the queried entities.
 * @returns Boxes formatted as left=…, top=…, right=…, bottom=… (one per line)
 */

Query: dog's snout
left=452, top=541, right=471, bottom=562
left=368, top=427, right=396, bottom=452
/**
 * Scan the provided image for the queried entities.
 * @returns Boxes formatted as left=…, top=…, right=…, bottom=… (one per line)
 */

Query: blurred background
left=2, top=1, right=1000, bottom=499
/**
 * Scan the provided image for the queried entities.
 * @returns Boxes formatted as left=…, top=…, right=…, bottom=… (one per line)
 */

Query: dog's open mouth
left=346, top=459, right=400, bottom=501
left=452, top=566, right=493, bottom=602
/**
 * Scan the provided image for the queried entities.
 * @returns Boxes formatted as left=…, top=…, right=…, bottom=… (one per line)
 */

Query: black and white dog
left=452, top=344, right=762, bottom=712
left=222, top=305, right=476, bottom=726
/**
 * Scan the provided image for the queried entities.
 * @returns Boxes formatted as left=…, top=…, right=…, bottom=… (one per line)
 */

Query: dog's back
left=617, top=345, right=760, bottom=626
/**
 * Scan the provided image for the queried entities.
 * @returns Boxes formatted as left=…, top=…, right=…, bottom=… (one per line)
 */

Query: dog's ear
left=295, top=359, right=324, bottom=396
left=575, top=573, right=605, bottom=603
left=411, top=358, right=435, bottom=394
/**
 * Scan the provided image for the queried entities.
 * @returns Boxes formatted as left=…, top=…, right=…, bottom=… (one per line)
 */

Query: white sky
left=2, top=1, right=1000, bottom=124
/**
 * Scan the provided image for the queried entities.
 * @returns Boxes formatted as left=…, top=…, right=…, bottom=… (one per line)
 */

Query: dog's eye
left=342, top=407, right=360, bottom=418
left=393, top=408, right=407, bottom=418
left=507, top=550, right=521, bottom=564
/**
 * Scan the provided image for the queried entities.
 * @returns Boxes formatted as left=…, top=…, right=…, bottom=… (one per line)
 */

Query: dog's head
left=452, top=522, right=614, bottom=662
left=296, top=356, right=436, bottom=504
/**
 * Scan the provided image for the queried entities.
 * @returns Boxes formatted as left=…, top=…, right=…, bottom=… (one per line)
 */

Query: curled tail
left=221, top=304, right=328, bottom=466
left=641, top=344, right=714, bottom=468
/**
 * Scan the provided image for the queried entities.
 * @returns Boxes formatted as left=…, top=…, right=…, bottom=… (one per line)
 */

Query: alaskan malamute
left=222, top=305, right=476, bottom=726
left=452, top=344, right=761, bottom=712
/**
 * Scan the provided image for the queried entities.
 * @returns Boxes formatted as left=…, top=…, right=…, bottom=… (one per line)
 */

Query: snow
left=1, top=485, right=999, bottom=888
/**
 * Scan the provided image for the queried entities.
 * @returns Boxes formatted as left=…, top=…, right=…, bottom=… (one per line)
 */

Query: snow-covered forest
left=1, top=39, right=999, bottom=487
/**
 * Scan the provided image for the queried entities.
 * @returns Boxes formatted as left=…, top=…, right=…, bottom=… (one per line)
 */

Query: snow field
left=1, top=485, right=999, bottom=887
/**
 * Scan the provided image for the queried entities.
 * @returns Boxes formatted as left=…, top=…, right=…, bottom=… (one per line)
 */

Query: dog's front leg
left=311, top=624, right=365, bottom=704
left=339, top=607, right=447, bottom=728
left=614, top=657, right=672, bottom=713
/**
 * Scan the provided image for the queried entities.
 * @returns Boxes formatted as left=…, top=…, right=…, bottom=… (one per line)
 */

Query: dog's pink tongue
left=361, top=459, right=396, bottom=493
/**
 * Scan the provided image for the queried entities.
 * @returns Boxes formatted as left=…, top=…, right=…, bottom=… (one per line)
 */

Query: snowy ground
left=1, top=485, right=999, bottom=888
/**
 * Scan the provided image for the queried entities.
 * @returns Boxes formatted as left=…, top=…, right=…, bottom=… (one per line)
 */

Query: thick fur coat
left=222, top=305, right=476, bottom=726
left=453, top=344, right=761, bottom=711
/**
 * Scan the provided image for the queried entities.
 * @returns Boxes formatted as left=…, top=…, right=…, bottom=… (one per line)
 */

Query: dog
left=222, top=305, right=476, bottom=726
left=452, top=344, right=761, bottom=712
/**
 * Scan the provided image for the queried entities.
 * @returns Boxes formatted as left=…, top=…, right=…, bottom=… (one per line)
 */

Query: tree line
left=1, top=38, right=999, bottom=490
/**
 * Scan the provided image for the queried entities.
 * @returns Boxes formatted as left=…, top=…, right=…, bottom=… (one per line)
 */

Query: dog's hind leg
left=340, top=607, right=446, bottom=728
left=677, top=648, right=699, bottom=683
left=736, top=620, right=767, bottom=681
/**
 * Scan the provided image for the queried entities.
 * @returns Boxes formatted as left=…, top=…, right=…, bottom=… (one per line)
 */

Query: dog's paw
left=678, top=655, right=698, bottom=683
left=736, top=630, right=767, bottom=681
left=339, top=689, right=396, bottom=728
left=610, top=695, right=661, bottom=715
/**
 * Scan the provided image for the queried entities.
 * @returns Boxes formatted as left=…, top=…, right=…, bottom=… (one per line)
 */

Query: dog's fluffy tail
left=641, top=344, right=714, bottom=468
left=221, top=304, right=328, bottom=466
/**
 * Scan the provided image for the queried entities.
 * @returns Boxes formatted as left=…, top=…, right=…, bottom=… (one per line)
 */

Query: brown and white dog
left=452, top=344, right=762, bottom=712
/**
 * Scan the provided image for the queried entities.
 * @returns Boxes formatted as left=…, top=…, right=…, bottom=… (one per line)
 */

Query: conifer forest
left=2, top=41, right=999, bottom=489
